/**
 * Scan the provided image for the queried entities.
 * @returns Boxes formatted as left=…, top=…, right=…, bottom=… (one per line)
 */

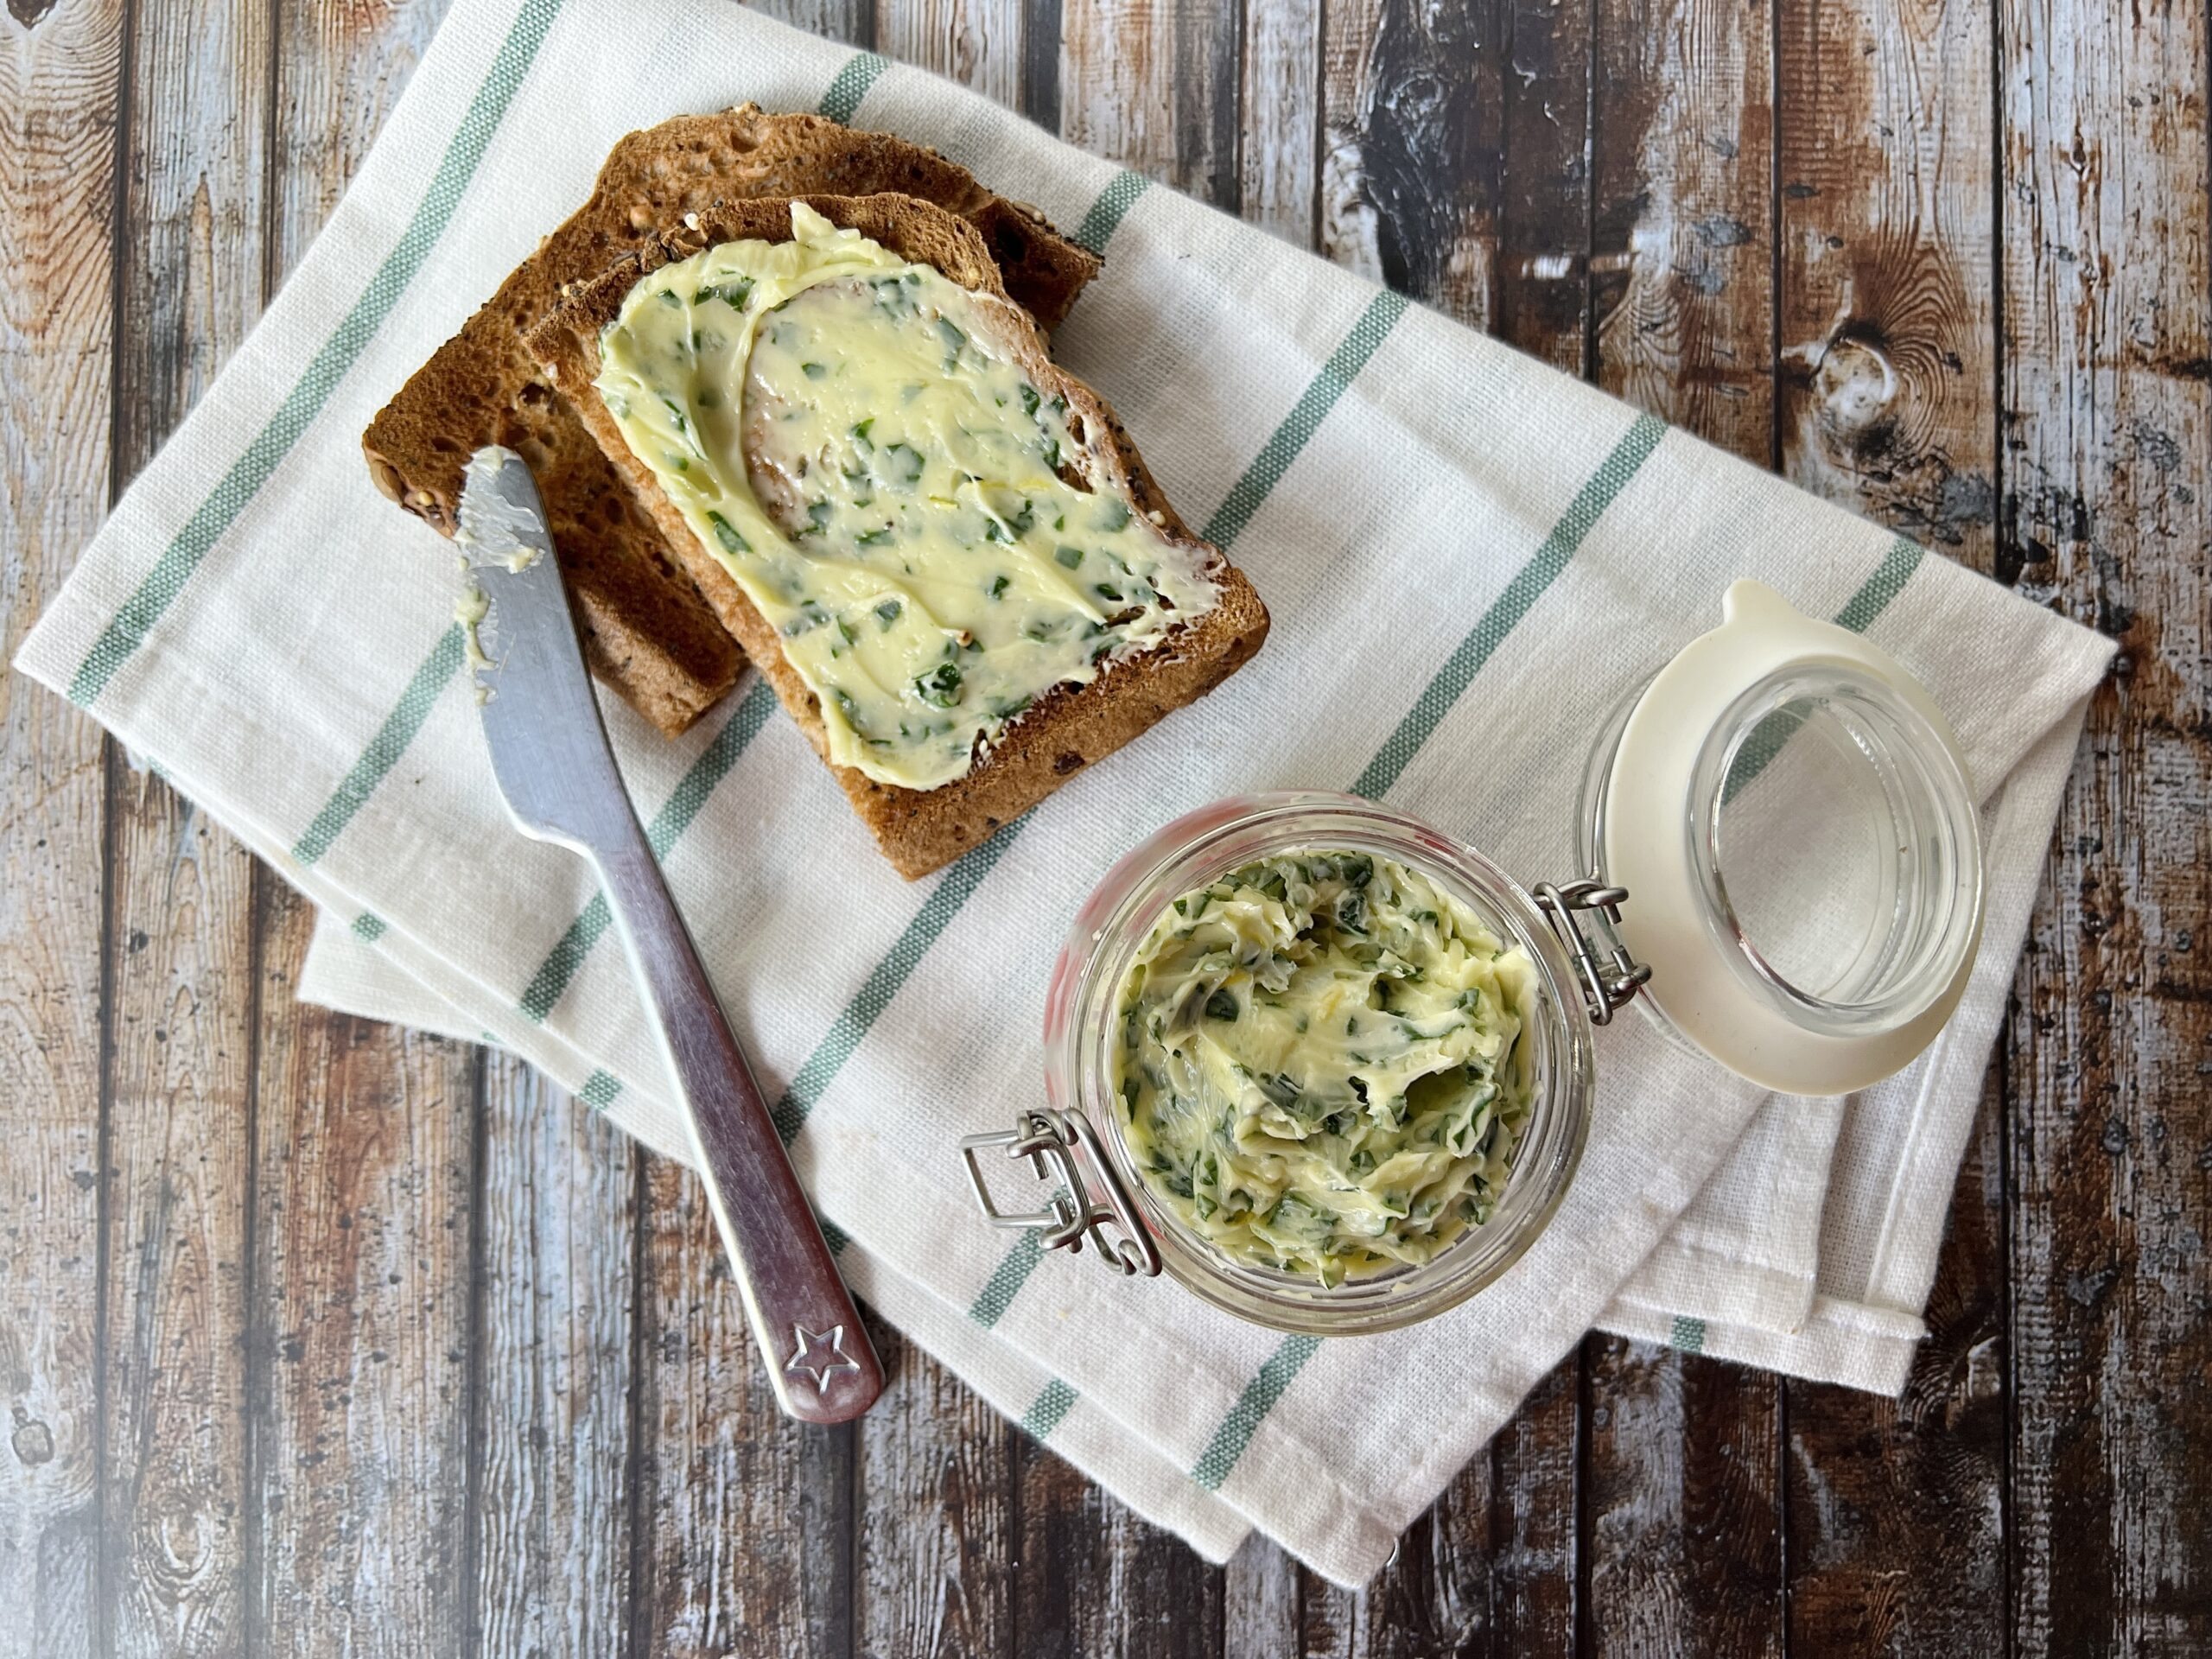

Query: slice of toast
left=529, top=193, right=1270, bottom=879
left=363, top=106, right=1105, bottom=734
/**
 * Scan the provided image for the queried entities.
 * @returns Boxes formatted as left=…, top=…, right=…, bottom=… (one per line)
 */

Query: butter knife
left=457, top=444, right=883, bottom=1426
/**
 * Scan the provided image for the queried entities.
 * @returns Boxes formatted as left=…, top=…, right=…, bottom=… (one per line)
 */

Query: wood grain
left=1496, top=0, right=1594, bottom=377
left=470, top=1057, right=638, bottom=1657
left=247, top=887, right=483, bottom=1652
left=1301, top=1357, right=1580, bottom=1657
left=1014, top=1436, right=1222, bottom=1658
left=1999, top=0, right=2212, bottom=1650
left=1772, top=1, right=2009, bottom=1649
left=1583, top=1338, right=1783, bottom=1656
left=1325, top=0, right=1503, bottom=325
left=1238, top=0, right=1320, bottom=248
left=855, top=1319, right=1013, bottom=1658
left=1592, top=0, right=1775, bottom=458
left=1778, top=0, right=1998, bottom=567
left=1583, top=3, right=1789, bottom=1649
left=1318, top=0, right=1386, bottom=283
left=266, top=0, right=451, bottom=290
left=0, top=0, right=125, bottom=1652
left=876, top=0, right=1023, bottom=109
left=247, top=7, right=481, bottom=1651
left=97, top=2, right=270, bottom=1651
left=1220, top=1536, right=1300, bottom=1659
left=1786, top=1076, right=2009, bottom=1656
left=630, top=1155, right=854, bottom=1658
left=1058, top=0, right=1242, bottom=209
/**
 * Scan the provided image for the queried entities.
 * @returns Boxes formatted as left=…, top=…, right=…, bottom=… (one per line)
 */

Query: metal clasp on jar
left=958, top=1107, right=1162, bottom=1278
left=1533, top=879, right=1651, bottom=1025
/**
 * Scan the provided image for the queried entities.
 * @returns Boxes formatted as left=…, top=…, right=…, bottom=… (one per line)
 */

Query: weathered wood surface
left=100, top=7, right=266, bottom=1656
left=1999, top=3, right=2212, bottom=1653
left=0, top=0, right=124, bottom=1653
left=0, top=0, right=2203, bottom=1653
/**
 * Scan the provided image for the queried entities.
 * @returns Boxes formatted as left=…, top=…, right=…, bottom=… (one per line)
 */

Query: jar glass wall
left=1041, top=792, right=1595, bottom=1336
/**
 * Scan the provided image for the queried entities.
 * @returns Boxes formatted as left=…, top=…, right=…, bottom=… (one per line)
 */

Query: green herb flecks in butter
left=1113, top=851, right=1539, bottom=1286
left=592, top=203, right=1218, bottom=790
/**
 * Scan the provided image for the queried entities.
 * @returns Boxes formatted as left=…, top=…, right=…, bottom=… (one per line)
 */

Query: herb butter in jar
left=1111, top=851, right=1537, bottom=1287
left=963, top=793, right=1596, bottom=1335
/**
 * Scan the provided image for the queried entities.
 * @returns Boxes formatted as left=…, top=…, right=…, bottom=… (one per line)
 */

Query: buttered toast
left=528, top=194, right=1268, bottom=878
left=362, top=107, right=1106, bottom=734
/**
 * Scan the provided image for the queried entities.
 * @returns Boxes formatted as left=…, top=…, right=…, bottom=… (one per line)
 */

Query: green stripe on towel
left=1353, top=412, right=1667, bottom=800
left=1834, top=537, right=1924, bottom=634
left=1020, top=1378, right=1079, bottom=1441
left=768, top=826, right=1023, bottom=1145
left=291, top=624, right=467, bottom=865
left=577, top=1070, right=623, bottom=1109
left=1203, top=290, right=1408, bottom=551
left=67, top=0, right=564, bottom=709
left=518, top=681, right=775, bottom=1022
left=967, top=1232, right=1043, bottom=1328
left=1671, top=1315, right=1707, bottom=1355
left=351, top=912, right=387, bottom=943
left=819, top=51, right=890, bottom=124
left=1071, top=170, right=1151, bottom=255
left=1192, top=1335, right=1321, bottom=1491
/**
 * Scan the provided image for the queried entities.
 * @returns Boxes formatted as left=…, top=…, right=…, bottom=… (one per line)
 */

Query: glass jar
left=959, top=581, right=1986, bottom=1334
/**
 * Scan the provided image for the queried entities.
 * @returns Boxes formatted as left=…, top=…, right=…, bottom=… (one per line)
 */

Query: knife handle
left=592, top=833, right=884, bottom=1425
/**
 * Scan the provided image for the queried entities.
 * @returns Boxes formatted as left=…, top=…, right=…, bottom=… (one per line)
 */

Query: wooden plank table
left=3, top=0, right=2205, bottom=1652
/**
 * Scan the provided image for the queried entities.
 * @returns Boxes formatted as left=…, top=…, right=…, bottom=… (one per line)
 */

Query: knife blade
left=458, top=444, right=883, bottom=1425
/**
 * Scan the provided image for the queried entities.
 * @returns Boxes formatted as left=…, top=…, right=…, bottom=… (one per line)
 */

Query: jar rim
left=1044, top=791, right=1595, bottom=1336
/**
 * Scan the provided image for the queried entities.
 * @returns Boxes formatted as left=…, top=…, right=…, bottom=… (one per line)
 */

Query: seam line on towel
left=65, top=0, right=564, bottom=709
left=819, top=51, right=890, bottom=124
left=518, top=681, right=776, bottom=1022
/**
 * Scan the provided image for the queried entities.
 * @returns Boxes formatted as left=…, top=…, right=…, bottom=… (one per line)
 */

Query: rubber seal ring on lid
left=1600, top=580, right=1986, bottom=1096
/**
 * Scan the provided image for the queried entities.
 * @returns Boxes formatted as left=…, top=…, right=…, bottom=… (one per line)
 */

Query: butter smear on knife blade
left=454, top=445, right=550, bottom=697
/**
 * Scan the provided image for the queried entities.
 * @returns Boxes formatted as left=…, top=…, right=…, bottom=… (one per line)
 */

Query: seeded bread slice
left=362, top=105, right=1104, bottom=734
left=529, top=193, right=1270, bottom=879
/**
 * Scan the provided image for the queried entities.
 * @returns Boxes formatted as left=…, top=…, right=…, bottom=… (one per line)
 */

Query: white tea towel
left=15, top=0, right=2113, bottom=1584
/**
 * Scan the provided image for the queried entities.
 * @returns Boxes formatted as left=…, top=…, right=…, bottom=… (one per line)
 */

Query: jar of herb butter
left=960, top=582, right=1986, bottom=1334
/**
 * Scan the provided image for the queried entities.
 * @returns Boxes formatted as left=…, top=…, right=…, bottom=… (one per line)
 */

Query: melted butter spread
left=1112, top=851, right=1539, bottom=1285
left=594, top=204, right=1219, bottom=790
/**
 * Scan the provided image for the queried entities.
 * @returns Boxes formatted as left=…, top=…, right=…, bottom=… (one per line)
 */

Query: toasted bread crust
left=530, top=193, right=1269, bottom=878
left=362, top=106, right=1104, bottom=734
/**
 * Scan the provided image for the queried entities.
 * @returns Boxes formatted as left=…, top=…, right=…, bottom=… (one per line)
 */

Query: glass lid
left=1581, top=581, right=1986, bottom=1096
